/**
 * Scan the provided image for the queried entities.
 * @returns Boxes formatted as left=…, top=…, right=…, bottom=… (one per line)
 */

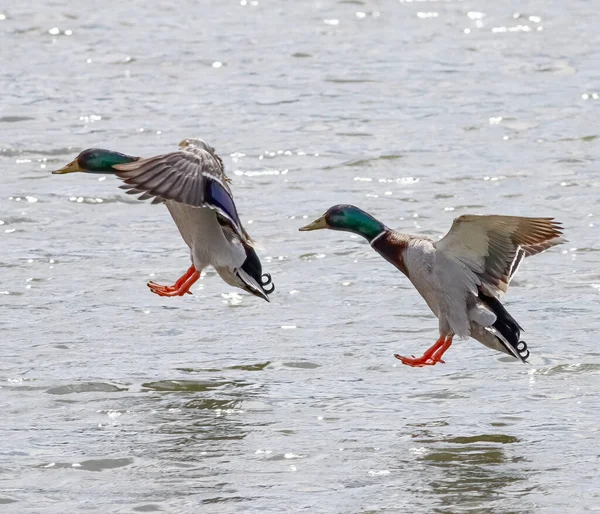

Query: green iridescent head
left=299, top=204, right=386, bottom=242
left=52, top=148, right=139, bottom=174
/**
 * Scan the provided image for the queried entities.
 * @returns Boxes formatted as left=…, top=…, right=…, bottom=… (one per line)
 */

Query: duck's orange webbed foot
left=147, top=265, right=200, bottom=297
left=394, top=335, right=453, bottom=367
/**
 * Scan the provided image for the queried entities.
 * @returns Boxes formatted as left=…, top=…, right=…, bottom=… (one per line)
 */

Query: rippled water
left=2, top=1, right=600, bottom=512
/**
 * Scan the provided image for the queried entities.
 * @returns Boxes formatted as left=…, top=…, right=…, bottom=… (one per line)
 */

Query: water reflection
left=134, top=372, right=271, bottom=505
left=411, top=424, right=530, bottom=512
left=141, top=374, right=270, bottom=446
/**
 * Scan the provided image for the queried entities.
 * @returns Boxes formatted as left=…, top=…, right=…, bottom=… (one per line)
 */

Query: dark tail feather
left=478, top=292, right=530, bottom=361
left=240, top=243, right=275, bottom=298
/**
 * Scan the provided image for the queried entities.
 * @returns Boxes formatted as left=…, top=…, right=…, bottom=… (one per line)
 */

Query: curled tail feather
left=478, top=292, right=530, bottom=362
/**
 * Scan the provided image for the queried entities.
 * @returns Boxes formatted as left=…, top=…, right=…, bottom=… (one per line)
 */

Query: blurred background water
left=1, top=0, right=599, bottom=512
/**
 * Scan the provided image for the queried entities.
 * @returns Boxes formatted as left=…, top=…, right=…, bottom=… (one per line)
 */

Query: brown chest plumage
left=371, top=232, right=410, bottom=277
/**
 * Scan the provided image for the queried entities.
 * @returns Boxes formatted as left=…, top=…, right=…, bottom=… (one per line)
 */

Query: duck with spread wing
left=300, top=205, right=563, bottom=366
left=53, top=138, right=274, bottom=302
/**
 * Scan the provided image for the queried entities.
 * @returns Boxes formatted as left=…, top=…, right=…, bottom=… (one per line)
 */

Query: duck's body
left=164, top=200, right=245, bottom=286
left=300, top=205, right=564, bottom=366
left=53, top=138, right=274, bottom=301
left=371, top=230, right=530, bottom=360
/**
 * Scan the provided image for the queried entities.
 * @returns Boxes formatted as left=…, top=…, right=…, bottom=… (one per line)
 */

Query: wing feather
left=112, top=143, right=247, bottom=241
left=436, top=215, right=564, bottom=299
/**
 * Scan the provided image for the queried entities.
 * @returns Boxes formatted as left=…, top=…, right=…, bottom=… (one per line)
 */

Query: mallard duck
left=53, top=138, right=274, bottom=301
left=300, top=205, right=564, bottom=366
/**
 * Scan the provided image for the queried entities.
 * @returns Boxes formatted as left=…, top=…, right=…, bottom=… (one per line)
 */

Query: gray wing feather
left=113, top=147, right=231, bottom=206
left=119, top=185, right=162, bottom=203
left=112, top=146, right=247, bottom=239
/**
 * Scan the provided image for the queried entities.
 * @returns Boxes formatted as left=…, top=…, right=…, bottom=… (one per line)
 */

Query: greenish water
left=1, top=0, right=599, bottom=512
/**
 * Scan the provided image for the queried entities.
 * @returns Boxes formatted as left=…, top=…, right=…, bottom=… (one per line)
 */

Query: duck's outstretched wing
left=435, top=214, right=564, bottom=299
left=431, top=214, right=564, bottom=337
left=113, top=146, right=247, bottom=242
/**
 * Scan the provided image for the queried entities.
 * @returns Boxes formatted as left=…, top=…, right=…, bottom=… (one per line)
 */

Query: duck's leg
left=147, top=265, right=200, bottom=296
left=394, top=335, right=453, bottom=367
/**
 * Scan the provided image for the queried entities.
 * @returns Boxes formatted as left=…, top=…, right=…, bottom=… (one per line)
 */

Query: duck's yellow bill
left=299, top=215, right=327, bottom=231
left=52, top=160, right=81, bottom=174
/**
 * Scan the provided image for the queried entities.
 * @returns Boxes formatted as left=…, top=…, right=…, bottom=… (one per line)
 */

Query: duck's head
left=299, top=204, right=385, bottom=241
left=52, top=149, right=139, bottom=174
